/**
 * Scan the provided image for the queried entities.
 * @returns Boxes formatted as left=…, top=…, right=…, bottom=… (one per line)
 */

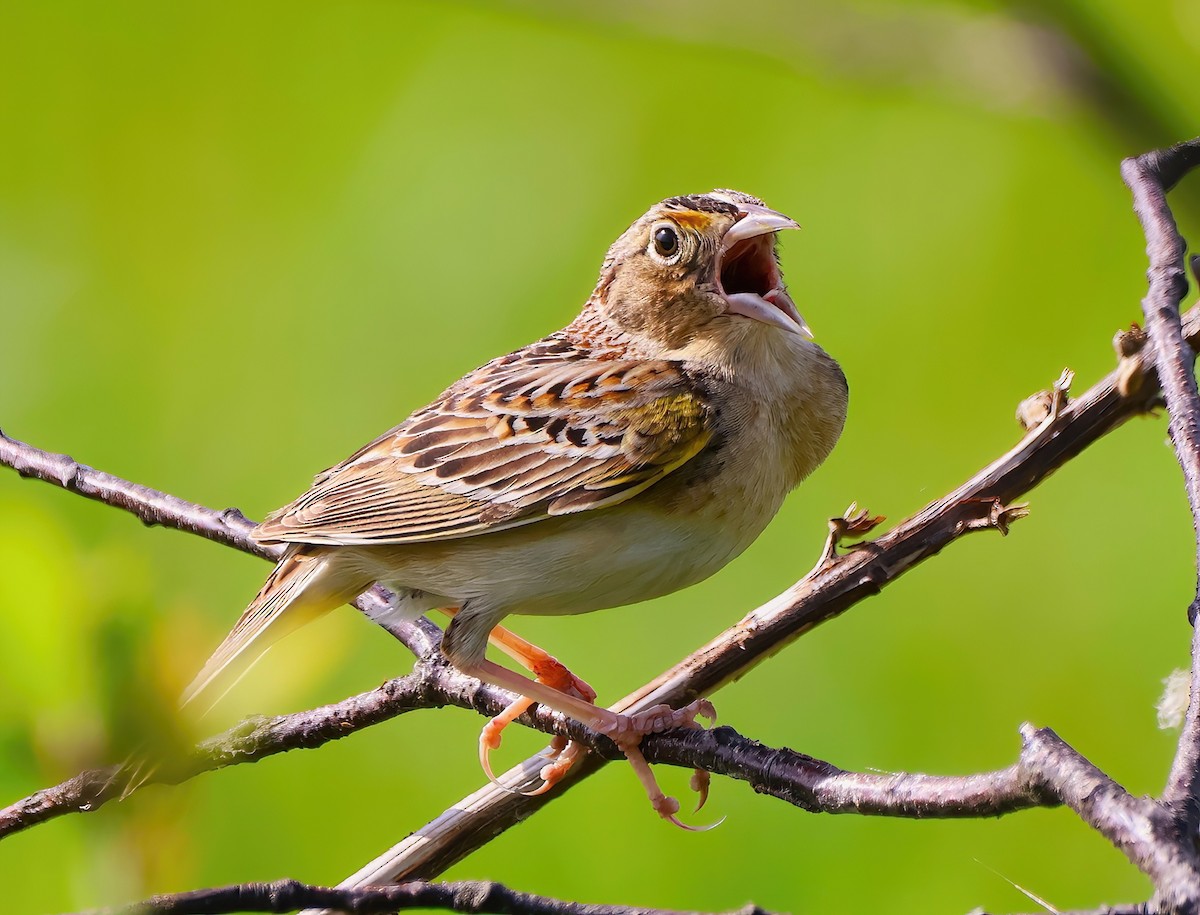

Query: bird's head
left=593, top=190, right=809, bottom=350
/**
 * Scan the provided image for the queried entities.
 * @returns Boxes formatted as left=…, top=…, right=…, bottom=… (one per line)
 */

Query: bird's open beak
left=716, top=203, right=811, bottom=338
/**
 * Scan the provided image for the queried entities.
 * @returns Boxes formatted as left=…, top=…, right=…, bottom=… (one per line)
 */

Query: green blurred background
left=3, top=1, right=1199, bottom=912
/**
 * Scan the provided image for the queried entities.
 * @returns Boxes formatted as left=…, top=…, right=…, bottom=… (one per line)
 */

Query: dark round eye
left=653, top=225, right=679, bottom=258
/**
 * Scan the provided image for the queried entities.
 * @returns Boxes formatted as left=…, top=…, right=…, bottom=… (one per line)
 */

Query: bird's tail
left=182, top=546, right=367, bottom=713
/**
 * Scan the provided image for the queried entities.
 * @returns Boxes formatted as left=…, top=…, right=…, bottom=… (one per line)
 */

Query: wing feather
left=254, top=340, right=713, bottom=547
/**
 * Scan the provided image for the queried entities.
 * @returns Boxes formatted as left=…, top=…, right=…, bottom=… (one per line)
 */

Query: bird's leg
left=438, top=609, right=596, bottom=790
left=444, top=609, right=717, bottom=824
left=457, top=656, right=717, bottom=827
left=479, top=622, right=599, bottom=794
left=480, top=619, right=598, bottom=703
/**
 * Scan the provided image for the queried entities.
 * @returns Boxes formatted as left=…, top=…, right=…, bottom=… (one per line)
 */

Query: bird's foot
left=600, top=698, right=716, bottom=744
left=464, top=657, right=720, bottom=824
left=596, top=698, right=721, bottom=829
left=478, top=695, right=535, bottom=786
left=477, top=655, right=596, bottom=794
left=523, top=736, right=587, bottom=796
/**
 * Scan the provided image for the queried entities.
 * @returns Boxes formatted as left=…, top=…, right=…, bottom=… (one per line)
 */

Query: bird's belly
left=358, top=499, right=770, bottom=618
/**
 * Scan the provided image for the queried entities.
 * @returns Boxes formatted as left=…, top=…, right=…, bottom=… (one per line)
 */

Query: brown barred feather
left=253, top=354, right=713, bottom=547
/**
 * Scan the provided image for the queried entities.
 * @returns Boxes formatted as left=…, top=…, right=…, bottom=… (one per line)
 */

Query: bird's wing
left=254, top=342, right=714, bottom=546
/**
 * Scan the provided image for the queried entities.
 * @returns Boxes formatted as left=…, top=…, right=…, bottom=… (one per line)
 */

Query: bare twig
left=0, top=435, right=268, bottom=557
left=1124, top=142, right=1200, bottom=863
left=644, top=725, right=1049, bottom=818
left=0, top=662, right=1050, bottom=840
left=1017, top=726, right=1199, bottom=903
left=78, top=878, right=770, bottom=915
left=0, top=431, right=441, bottom=658
left=1, top=667, right=448, bottom=840
left=1123, top=140, right=1200, bottom=617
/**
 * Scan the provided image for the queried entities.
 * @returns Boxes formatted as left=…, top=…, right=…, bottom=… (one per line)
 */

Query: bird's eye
left=653, top=225, right=679, bottom=258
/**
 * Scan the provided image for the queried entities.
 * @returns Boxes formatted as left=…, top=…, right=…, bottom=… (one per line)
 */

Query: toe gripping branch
left=474, top=643, right=721, bottom=828
left=608, top=699, right=720, bottom=830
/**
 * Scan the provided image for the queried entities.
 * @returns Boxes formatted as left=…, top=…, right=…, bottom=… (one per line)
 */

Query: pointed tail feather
left=183, top=547, right=365, bottom=713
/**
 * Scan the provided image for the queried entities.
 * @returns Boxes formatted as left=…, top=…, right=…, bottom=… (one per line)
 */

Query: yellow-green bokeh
left=3, top=1, right=1199, bottom=912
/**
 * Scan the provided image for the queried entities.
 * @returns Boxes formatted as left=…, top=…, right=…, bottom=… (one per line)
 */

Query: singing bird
left=184, top=190, right=848, bottom=824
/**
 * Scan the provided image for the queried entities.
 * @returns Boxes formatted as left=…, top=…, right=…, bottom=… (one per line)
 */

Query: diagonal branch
left=1015, top=726, right=1198, bottom=900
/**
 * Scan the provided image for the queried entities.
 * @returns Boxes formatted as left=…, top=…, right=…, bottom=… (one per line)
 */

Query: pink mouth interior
left=719, top=235, right=780, bottom=299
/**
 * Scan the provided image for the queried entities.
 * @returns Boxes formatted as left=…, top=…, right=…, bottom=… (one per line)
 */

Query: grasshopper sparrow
left=185, top=190, right=848, bottom=824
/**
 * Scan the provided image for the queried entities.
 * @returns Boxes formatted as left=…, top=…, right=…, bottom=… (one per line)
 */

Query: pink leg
left=480, top=647, right=595, bottom=793
left=439, top=610, right=596, bottom=792
left=461, top=657, right=717, bottom=826
left=481, top=621, right=597, bottom=703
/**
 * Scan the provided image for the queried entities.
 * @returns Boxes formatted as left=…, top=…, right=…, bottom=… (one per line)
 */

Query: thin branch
left=0, top=431, right=441, bottom=658
left=644, top=725, right=1049, bottom=818
left=0, top=436, right=270, bottom=558
left=79, top=878, right=771, bottom=915
left=1123, top=140, right=1200, bottom=617
left=1, top=668, right=444, bottom=840
left=1123, top=142, right=1200, bottom=857
left=988, top=907, right=1148, bottom=915
left=0, top=652, right=606, bottom=840
left=0, top=660, right=1053, bottom=840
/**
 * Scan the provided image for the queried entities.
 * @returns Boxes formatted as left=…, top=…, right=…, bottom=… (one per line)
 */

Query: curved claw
left=520, top=779, right=555, bottom=797
left=653, top=792, right=725, bottom=831
left=667, top=813, right=727, bottom=832
left=477, top=691, right=543, bottom=794
left=517, top=758, right=566, bottom=797
left=690, top=768, right=711, bottom=812
left=478, top=722, right=510, bottom=791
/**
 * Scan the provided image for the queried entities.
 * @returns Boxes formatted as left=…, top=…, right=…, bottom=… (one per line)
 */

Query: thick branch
left=83, top=878, right=769, bottom=915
